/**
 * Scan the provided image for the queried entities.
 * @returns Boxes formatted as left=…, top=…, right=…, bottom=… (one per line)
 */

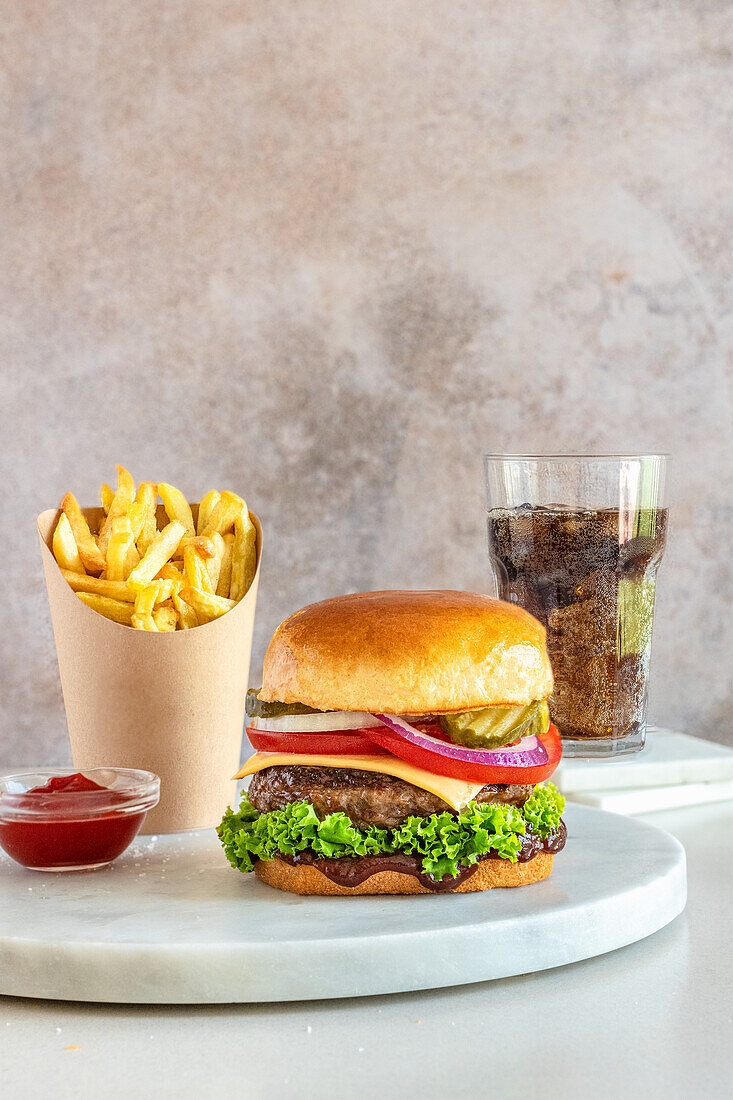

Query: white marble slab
left=569, top=778, right=733, bottom=814
left=556, top=729, right=733, bottom=794
left=0, top=805, right=686, bottom=1004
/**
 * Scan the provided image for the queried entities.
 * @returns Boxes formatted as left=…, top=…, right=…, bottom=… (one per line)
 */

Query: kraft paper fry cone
left=37, top=506, right=262, bottom=834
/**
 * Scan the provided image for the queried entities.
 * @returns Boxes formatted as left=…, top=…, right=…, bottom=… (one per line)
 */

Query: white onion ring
left=248, top=712, right=385, bottom=734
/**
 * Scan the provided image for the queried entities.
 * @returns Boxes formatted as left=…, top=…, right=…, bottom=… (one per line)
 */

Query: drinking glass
left=484, top=454, right=668, bottom=758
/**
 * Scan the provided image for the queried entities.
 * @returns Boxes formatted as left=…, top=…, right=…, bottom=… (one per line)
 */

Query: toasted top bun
left=259, top=590, right=553, bottom=714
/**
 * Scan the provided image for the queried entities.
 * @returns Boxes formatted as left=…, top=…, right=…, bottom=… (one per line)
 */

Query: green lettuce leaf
left=218, top=783, right=565, bottom=882
left=521, top=782, right=565, bottom=836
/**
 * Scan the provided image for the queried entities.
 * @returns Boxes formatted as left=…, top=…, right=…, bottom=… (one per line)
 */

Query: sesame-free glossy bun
left=255, top=852, right=556, bottom=895
left=258, top=590, right=553, bottom=714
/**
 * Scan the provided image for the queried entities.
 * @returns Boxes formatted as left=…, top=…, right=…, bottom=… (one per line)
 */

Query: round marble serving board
left=0, top=805, right=686, bottom=1003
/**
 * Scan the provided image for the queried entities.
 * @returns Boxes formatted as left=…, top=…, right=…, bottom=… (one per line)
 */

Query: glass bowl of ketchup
left=0, top=768, right=160, bottom=872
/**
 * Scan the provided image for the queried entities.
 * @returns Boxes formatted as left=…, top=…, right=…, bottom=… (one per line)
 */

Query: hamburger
left=218, top=590, right=566, bottom=895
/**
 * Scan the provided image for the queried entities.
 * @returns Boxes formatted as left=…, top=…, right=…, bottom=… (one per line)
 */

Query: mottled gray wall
left=1, top=1, right=732, bottom=766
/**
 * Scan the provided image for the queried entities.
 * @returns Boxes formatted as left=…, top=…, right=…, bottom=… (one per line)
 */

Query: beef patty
left=248, top=765, right=534, bottom=829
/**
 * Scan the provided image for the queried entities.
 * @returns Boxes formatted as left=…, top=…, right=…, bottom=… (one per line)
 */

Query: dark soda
left=487, top=506, right=668, bottom=741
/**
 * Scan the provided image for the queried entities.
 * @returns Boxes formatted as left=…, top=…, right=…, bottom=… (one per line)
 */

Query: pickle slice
left=245, top=689, right=320, bottom=719
left=438, top=701, right=549, bottom=749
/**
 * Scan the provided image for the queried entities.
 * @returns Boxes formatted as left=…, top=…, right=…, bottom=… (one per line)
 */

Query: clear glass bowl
left=0, top=767, right=160, bottom=871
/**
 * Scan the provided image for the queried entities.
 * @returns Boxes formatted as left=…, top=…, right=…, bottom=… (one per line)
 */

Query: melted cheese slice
left=233, top=752, right=485, bottom=812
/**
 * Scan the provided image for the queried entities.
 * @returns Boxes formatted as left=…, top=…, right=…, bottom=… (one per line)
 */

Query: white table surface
left=1, top=800, right=731, bottom=1100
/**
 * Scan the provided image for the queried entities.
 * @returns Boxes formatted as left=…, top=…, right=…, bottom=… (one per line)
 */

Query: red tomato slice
left=359, top=722, right=563, bottom=785
left=246, top=726, right=389, bottom=756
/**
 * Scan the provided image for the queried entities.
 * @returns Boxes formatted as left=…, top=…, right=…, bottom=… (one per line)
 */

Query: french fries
left=131, top=612, right=158, bottom=631
left=172, top=591, right=198, bottom=628
left=127, top=521, right=186, bottom=591
left=196, top=491, right=220, bottom=535
left=206, top=533, right=225, bottom=592
left=230, top=508, right=257, bottom=601
left=53, top=514, right=86, bottom=574
left=131, top=582, right=170, bottom=631
left=153, top=606, right=178, bottom=632
left=200, top=491, right=243, bottom=537
left=159, top=483, right=196, bottom=537
left=133, top=482, right=158, bottom=555
left=106, top=516, right=135, bottom=582
left=181, top=586, right=236, bottom=623
left=77, top=593, right=134, bottom=625
left=100, top=483, right=114, bottom=513
left=133, top=585, right=158, bottom=619
left=172, top=536, right=216, bottom=560
left=60, top=493, right=106, bottom=573
left=158, top=563, right=183, bottom=586
left=160, top=564, right=198, bottom=629
left=51, top=470, right=256, bottom=630
left=183, top=544, right=214, bottom=594
left=97, top=465, right=135, bottom=555
left=61, top=570, right=135, bottom=601
left=217, top=532, right=234, bottom=597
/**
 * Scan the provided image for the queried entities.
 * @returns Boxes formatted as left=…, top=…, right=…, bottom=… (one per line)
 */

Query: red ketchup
left=0, top=771, right=155, bottom=871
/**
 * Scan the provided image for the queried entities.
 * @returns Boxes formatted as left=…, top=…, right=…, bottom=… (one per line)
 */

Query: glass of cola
left=484, top=454, right=668, bottom=758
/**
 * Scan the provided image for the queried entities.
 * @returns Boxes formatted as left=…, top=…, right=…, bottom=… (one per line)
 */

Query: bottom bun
left=254, top=853, right=555, bottom=895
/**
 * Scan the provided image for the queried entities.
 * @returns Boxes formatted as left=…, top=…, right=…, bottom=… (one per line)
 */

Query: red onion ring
left=371, top=714, right=549, bottom=769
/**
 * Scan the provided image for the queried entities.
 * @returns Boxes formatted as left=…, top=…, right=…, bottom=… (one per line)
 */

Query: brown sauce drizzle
left=271, top=819, right=567, bottom=893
